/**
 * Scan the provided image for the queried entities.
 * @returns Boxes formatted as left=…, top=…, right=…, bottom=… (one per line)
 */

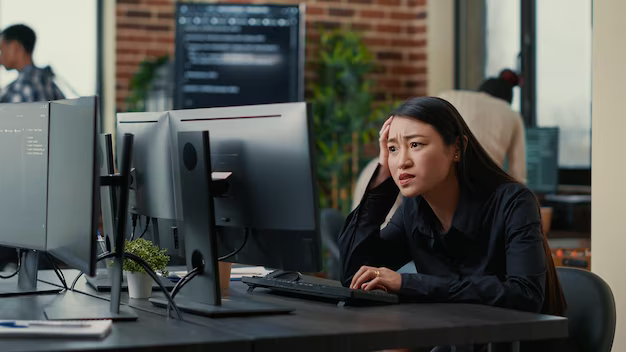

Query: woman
left=338, top=97, right=566, bottom=351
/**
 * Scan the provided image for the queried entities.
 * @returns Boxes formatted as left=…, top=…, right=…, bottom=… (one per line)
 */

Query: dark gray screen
left=0, top=102, right=49, bottom=250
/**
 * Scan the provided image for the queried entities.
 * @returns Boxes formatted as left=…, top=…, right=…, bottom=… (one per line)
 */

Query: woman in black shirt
left=339, top=97, right=565, bottom=319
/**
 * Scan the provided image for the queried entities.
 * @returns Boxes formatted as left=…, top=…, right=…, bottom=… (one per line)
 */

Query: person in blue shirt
left=0, top=24, right=65, bottom=103
left=339, top=97, right=568, bottom=351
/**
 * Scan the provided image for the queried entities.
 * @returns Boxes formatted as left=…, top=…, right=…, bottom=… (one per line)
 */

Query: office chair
left=556, top=267, right=616, bottom=352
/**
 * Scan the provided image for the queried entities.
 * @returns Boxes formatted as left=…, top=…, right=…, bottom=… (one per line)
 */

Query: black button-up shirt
left=339, top=175, right=547, bottom=313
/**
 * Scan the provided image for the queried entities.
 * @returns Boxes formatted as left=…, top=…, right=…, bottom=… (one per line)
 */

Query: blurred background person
left=0, top=24, right=65, bottom=103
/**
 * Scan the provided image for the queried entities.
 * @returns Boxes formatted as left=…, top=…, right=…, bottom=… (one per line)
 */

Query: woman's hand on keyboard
left=350, top=266, right=401, bottom=293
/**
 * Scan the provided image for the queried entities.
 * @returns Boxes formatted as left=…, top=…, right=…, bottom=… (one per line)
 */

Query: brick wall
left=116, top=0, right=427, bottom=111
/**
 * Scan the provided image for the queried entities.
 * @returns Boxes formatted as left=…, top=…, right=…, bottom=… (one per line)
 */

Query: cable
left=166, top=267, right=201, bottom=318
left=137, top=217, right=151, bottom=240
left=218, top=228, right=250, bottom=261
left=45, top=253, right=67, bottom=290
left=96, top=252, right=183, bottom=320
left=70, top=271, right=83, bottom=291
left=129, top=214, right=138, bottom=241
left=0, top=249, right=21, bottom=280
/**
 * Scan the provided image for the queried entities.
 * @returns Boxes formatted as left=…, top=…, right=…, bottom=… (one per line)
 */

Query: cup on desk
left=219, top=262, right=232, bottom=294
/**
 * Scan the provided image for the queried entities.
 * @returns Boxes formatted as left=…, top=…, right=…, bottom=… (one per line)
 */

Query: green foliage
left=126, top=55, right=169, bottom=112
left=311, top=29, right=396, bottom=214
left=122, top=238, right=169, bottom=275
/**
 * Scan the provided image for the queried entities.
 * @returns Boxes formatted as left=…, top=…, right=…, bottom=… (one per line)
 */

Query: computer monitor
left=0, top=97, right=137, bottom=320
left=526, top=127, right=559, bottom=194
left=168, top=102, right=321, bottom=272
left=115, top=111, right=176, bottom=220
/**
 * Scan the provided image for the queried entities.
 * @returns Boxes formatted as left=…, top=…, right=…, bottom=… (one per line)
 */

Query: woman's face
left=387, top=116, right=458, bottom=198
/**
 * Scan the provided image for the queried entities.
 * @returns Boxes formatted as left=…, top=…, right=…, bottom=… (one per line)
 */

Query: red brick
left=407, top=25, right=427, bottom=34
left=376, top=24, right=402, bottom=33
left=143, top=0, right=172, bottom=5
left=117, top=35, right=152, bottom=42
left=118, top=23, right=143, bottom=30
left=127, top=10, right=151, bottom=18
left=405, top=80, right=427, bottom=88
left=376, top=0, right=401, bottom=6
left=416, top=11, right=427, bottom=19
left=379, top=79, right=402, bottom=88
left=377, top=51, right=403, bottom=60
left=363, top=37, right=389, bottom=46
left=408, top=0, right=426, bottom=6
left=351, top=23, right=372, bottom=31
left=329, top=8, right=355, bottom=17
left=360, top=10, right=385, bottom=19
left=117, top=48, right=145, bottom=55
left=118, top=0, right=140, bottom=4
left=390, top=12, right=416, bottom=20
left=409, top=53, right=427, bottom=61
left=306, top=5, right=325, bottom=16
left=348, top=0, right=373, bottom=4
left=157, top=13, right=175, bottom=19
left=390, top=66, right=426, bottom=75
left=391, top=39, right=427, bottom=47
left=315, top=21, right=342, bottom=30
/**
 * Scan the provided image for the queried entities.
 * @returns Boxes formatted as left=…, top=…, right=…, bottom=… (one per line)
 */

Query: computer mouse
left=266, top=270, right=302, bottom=281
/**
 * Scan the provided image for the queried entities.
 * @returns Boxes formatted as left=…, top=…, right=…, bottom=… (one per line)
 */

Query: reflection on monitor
left=0, top=102, right=49, bottom=250
left=526, top=127, right=559, bottom=194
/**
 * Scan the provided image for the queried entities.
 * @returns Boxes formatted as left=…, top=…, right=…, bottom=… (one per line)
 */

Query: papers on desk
left=0, top=320, right=112, bottom=338
left=172, top=266, right=273, bottom=281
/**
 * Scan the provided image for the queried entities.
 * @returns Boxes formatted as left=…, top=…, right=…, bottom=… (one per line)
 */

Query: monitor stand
left=0, top=250, right=61, bottom=297
left=150, top=131, right=292, bottom=317
left=45, top=133, right=138, bottom=321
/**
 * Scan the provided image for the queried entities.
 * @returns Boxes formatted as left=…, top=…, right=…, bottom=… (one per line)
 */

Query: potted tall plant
left=311, top=29, right=395, bottom=215
left=123, top=238, right=169, bottom=299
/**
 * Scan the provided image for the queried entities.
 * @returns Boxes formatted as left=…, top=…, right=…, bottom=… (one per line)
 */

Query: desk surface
left=0, top=281, right=250, bottom=352
left=39, top=270, right=568, bottom=352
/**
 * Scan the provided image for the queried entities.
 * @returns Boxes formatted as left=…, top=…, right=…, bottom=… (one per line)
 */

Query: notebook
left=0, top=320, right=112, bottom=338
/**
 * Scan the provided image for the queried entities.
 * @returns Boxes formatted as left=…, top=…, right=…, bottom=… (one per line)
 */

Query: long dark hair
left=391, top=97, right=566, bottom=316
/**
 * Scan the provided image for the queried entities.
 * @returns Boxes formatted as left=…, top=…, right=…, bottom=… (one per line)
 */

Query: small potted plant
left=123, top=238, right=169, bottom=299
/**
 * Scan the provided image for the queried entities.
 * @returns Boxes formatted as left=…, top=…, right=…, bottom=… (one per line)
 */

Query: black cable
left=137, top=217, right=151, bottom=240
left=218, top=228, right=250, bottom=261
left=166, top=267, right=200, bottom=318
left=96, top=251, right=183, bottom=320
left=70, top=271, right=83, bottom=291
left=45, top=253, right=67, bottom=290
left=0, top=249, right=21, bottom=280
left=129, top=214, right=138, bottom=241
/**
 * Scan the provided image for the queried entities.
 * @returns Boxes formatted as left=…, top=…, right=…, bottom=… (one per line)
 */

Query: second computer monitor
left=169, top=102, right=321, bottom=272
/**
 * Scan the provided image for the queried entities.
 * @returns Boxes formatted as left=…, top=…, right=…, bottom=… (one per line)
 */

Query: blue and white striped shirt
left=0, top=65, right=65, bottom=103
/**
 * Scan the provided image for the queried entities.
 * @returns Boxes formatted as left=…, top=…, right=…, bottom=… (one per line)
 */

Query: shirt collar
left=413, top=187, right=487, bottom=239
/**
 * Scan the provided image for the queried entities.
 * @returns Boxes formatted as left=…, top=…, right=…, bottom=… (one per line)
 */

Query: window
left=485, top=0, right=521, bottom=112
left=536, top=0, right=592, bottom=168
left=0, top=0, right=97, bottom=97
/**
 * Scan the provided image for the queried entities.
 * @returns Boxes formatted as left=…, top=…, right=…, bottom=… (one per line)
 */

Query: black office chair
left=557, top=267, right=616, bottom=352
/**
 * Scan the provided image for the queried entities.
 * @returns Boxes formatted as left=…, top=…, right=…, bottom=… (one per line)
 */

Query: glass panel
left=536, top=0, right=592, bottom=168
left=485, top=0, right=521, bottom=112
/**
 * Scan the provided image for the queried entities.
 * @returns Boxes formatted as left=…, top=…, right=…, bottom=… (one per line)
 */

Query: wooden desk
left=42, top=270, right=568, bottom=352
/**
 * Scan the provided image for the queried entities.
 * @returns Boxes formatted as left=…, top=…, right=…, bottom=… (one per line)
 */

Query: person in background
left=0, top=24, right=65, bottom=273
left=438, top=69, right=526, bottom=183
left=0, top=24, right=65, bottom=103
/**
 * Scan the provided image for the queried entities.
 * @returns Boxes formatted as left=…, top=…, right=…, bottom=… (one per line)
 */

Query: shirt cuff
left=400, top=273, right=451, bottom=300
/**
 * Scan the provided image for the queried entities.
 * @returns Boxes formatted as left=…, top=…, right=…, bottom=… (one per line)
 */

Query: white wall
left=426, top=0, right=454, bottom=96
left=591, top=0, right=626, bottom=350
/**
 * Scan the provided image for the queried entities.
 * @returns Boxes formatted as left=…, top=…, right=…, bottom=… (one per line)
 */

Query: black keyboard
left=242, top=275, right=399, bottom=305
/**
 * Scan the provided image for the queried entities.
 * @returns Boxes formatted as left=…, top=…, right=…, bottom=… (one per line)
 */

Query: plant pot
left=126, top=271, right=153, bottom=299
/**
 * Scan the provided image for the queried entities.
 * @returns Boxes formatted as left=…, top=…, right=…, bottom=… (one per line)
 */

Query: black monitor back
left=169, top=103, right=321, bottom=272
